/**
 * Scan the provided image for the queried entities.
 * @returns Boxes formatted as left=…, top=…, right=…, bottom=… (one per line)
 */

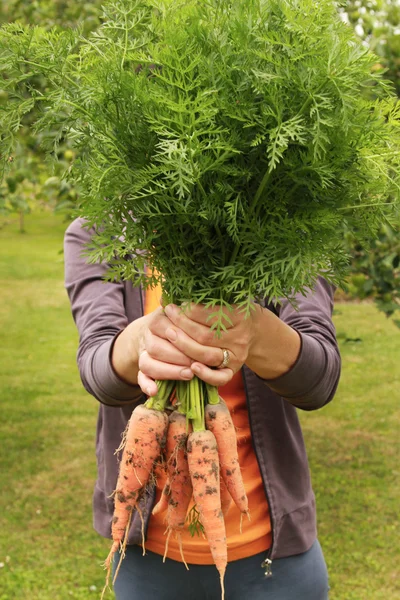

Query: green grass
left=0, top=212, right=109, bottom=600
left=1, top=212, right=399, bottom=599
left=301, top=304, right=400, bottom=600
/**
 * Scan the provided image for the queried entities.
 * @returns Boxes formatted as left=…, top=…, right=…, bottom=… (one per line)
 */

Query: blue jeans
left=112, top=539, right=329, bottom=600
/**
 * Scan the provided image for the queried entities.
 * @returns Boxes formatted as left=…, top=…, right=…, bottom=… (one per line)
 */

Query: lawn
left=0, top=212, right=399, bottom=600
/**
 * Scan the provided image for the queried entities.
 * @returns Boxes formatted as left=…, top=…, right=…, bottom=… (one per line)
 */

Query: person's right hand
left=111, top=308, right=196, bottom=397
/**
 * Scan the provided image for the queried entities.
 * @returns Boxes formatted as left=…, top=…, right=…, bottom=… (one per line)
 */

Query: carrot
left=187, top=429, right=227, bottom=600
left=220, top=477, right=232, bottom=517
left=101, top=403, right=168, bottom=598
left=163, top=411, right=193, bottom=566
left=152, top=479, right=171, bottom=515
left=205, top=398, right=249, bottom=517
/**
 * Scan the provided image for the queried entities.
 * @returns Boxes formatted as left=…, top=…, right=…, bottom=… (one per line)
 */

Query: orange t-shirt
left=143, top=284, right=272, bottom=563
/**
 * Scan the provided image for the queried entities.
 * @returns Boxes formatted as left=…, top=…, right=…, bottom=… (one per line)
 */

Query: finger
left=139, top=350, right=195, bottom=383
left=145, top=330, right=192, bottom=367
left=148, top=307, right=177, bottom=337
left=149, top=308, right=199, bottom=343
left=181, top=302, right=250, bottom=328
left=137, top=370, right=159, bottom=397
left=163, top=304, right=220, bottom=347
left=183, top=303, right=235, bottom=328
left=164, top=326, right=227, bottom=367
left=190, top=362, right=234, bottom=387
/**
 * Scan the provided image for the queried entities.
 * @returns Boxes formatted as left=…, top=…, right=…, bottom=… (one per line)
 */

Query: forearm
left=254, top=278, right=341, bottom=410
left=245, top=305, right=301, bottom=380
left=65, top=218, right=144, bottom=406
left=78, top=335, right=144, bottom=406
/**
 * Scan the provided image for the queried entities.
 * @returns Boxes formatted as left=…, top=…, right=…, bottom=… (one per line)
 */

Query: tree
left=0, top=0, right=102, bottom=32
left=343, top=0, right=400, bottom=94
left=341, top=0, right=400, bottom=322
left=0, top=1, right=103, bottom=223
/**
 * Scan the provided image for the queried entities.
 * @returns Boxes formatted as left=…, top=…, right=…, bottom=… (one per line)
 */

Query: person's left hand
left=163, top=302, right=262, bottom=387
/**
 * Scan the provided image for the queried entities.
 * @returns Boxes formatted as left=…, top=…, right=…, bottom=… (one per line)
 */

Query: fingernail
left=166, top=328, right=177, bottom=342
left=146, top=387, right=152, bottom=396
left=191, top=364, right=201, bottom=374
left=181, top=368, right=193, bottom=379
left=164, top=304, right=176, bottom=316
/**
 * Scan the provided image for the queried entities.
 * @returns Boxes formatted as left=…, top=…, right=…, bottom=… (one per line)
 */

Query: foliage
left=0, top=1, right=103, bottom=220
left=0, top=138, right=78, bottom=229
left=1, top=0, right=399, bottom=326
left=340, top=0, right=400, bottom=324
left=345, top=217, right=400, bottom=323
left=343, top=0, right=400, bottom=94
left=186, top=504, right=205, bottom=537
left=0, top=0, right=102, bottom=33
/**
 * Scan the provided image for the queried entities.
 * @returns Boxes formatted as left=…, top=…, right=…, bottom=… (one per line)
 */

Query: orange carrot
left=220, top=477, right=233, bottom=517
left=163, top=411, right=193, bottom=566
left=152, top=479, right=171, bottom=515
left=102, top=403, right=168, bottom=597
left=205, top=399, right=249, bottom=517
left=187, top=429, right=227, bottom=599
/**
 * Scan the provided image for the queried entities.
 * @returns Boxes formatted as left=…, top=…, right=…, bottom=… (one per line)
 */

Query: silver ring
left=217, top=349, right=230, bottom=369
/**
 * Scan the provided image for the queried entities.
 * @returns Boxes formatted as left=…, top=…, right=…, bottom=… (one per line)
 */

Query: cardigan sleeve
left=261, top=277, right=341, bottom=411
left=64, top=218, right=144, bottom=407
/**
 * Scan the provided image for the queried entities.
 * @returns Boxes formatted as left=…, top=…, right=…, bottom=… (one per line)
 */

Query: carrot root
left=162, top=528, right=189, bottom=570
left=187, top=430, right=227, bottom=597
left=177, top=531, right=189, bottom=571
left=161, top=411, right=193, bottom=562
left=152, top=480, right=171, bottom=516
left=239, top=510, right=251, bottom=535
left=163, top=528, right=172, bottom=563
left=205, top=399, right=249, bottom=515
left=136, top=504, right=146, bottom=556
left=112, top=509, right=133, bottom=585
left=104, top=403, right=168, bottom=591
left=220, top=572, right=225, bottom=600
left=220, top=478, right=233, bottom=517
left=100, top=541, right=118, bottom=600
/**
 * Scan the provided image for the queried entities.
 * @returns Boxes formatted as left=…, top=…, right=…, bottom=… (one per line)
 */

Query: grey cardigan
left=64, top=217, right=341, bottom=564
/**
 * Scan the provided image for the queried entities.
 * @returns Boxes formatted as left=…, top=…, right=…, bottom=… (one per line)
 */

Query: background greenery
left=1, top=212, right=399, bottom=599
left=339, top=0, right=400, bottom=322
left=0, top=2, right=399, bottom=599
left=0, top=0, right=103, bottom=226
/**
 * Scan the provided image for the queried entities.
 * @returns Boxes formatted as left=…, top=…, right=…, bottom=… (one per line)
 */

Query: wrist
left=247, top=307, right=301, bottom=380
left=111, top=319, right=143, bottom=385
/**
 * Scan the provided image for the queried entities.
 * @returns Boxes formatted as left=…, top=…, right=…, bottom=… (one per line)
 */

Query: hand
left=112, top=300, right=301, bottom=397
left=162, top=302, right=262, bottom=385
left=111, top=308, right=196, bottom=397
left=163, top=301, right=301, bottom=382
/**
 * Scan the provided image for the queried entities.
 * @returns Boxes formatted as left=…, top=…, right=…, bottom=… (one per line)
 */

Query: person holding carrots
left=65, top=218, right=340, bottom=600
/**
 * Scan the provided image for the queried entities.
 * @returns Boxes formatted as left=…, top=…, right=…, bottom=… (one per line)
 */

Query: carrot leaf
left=1, top=0, right=400, bottom=331
left=186, top=505, right=205, bottom=538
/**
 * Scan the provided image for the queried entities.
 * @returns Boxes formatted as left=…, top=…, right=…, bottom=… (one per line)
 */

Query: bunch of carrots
left=101, top=377, right=249, bottom=600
